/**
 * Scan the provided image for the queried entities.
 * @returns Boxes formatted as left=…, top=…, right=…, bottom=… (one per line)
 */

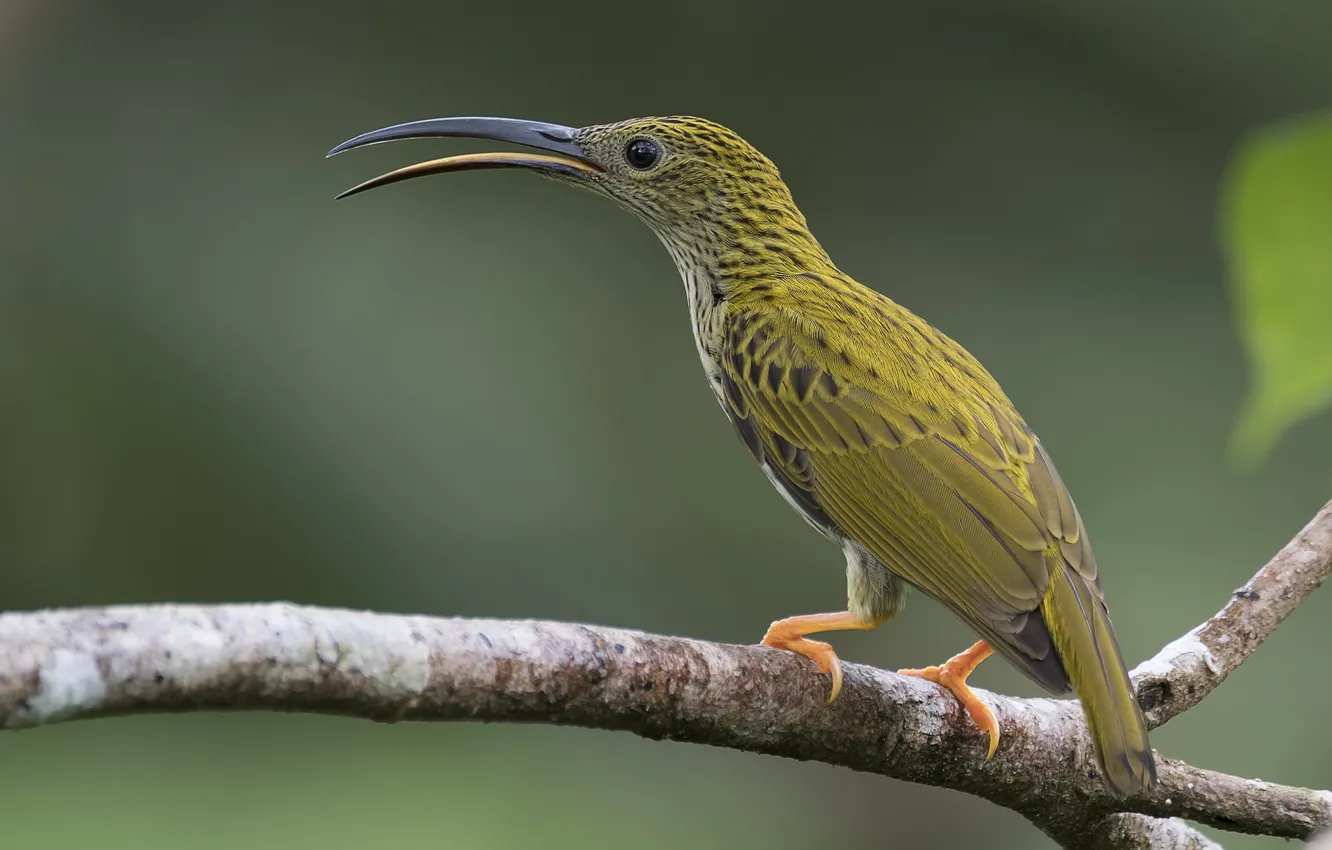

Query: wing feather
left=720, top=303, right=1090, bottom=692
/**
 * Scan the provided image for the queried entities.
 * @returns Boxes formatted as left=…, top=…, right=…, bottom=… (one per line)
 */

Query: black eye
left=624, top=138, right=660, bottom=170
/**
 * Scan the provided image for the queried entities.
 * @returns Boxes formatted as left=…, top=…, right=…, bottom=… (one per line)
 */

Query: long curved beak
left=327, top=116, right=602, bottom=199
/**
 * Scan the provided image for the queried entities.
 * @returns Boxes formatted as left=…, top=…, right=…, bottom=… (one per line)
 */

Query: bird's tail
left=1042, top=563, right=1156, bottom=795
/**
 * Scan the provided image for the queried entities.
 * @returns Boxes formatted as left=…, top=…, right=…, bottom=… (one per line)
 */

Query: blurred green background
left=3, top=2, right=1331, bottom=847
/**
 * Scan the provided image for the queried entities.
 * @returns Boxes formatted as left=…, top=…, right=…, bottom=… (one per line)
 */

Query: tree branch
left=3, top=501, right=1331, bottom=849
left=1131, top=499, right=1332, bottom=728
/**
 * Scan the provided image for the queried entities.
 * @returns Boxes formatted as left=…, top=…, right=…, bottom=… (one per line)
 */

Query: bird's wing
left=721, top=305, right=1098, bottom=692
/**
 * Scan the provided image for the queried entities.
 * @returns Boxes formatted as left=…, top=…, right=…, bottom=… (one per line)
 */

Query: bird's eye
left=624, top=138, right=660, bottom=170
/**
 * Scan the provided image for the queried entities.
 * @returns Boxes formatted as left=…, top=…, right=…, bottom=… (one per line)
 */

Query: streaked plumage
left=331, top=113, right=1157, bottom=795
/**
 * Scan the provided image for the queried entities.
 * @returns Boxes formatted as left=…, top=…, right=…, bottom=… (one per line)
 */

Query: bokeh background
left=3, top=2, right=1331, bottom=847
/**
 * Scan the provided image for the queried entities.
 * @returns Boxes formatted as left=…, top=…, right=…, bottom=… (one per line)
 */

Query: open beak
left=327, top=116, right=602, bottom=199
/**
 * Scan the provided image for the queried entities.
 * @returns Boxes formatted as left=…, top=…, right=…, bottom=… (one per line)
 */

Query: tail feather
left=1042, top=561, right=1156, bottom=794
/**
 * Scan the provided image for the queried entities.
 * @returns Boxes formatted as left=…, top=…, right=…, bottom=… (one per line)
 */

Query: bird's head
left=329, top=115, right=829, bottom=277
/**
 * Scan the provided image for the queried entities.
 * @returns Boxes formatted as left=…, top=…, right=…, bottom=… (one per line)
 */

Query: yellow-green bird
left=329, top=115, right=1156, bottom=794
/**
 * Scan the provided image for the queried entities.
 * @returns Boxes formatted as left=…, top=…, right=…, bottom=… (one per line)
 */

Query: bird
left=328, top=114, right=1157, bottom=794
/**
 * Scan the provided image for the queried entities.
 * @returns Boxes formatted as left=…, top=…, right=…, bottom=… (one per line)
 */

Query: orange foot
left=899, top=640, right=999, bottom=758
left=760, top=611, right=882, bottom=703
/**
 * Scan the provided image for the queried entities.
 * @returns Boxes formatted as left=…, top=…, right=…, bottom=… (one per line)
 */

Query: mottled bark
left=2, top=501, right=1331, bottom=849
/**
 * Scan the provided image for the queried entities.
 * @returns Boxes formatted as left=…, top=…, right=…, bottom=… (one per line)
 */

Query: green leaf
left=1225, top=112, right=1332, bottom=467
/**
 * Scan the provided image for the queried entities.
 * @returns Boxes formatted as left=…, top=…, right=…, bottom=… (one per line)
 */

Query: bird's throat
left=659, top=239, right=729, bottom=388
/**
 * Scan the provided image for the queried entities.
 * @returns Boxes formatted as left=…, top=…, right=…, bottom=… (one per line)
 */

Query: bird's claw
left=761, top=631, right=844, bottom=703
left=899, top=657, right=999, bottom=759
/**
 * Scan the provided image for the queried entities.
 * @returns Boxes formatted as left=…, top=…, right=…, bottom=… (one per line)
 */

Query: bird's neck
left=715, top=195, right=835, bottom=287
left=655, top=208, right=835, bottom=384
left=658, top=200, right=835, bottom=299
